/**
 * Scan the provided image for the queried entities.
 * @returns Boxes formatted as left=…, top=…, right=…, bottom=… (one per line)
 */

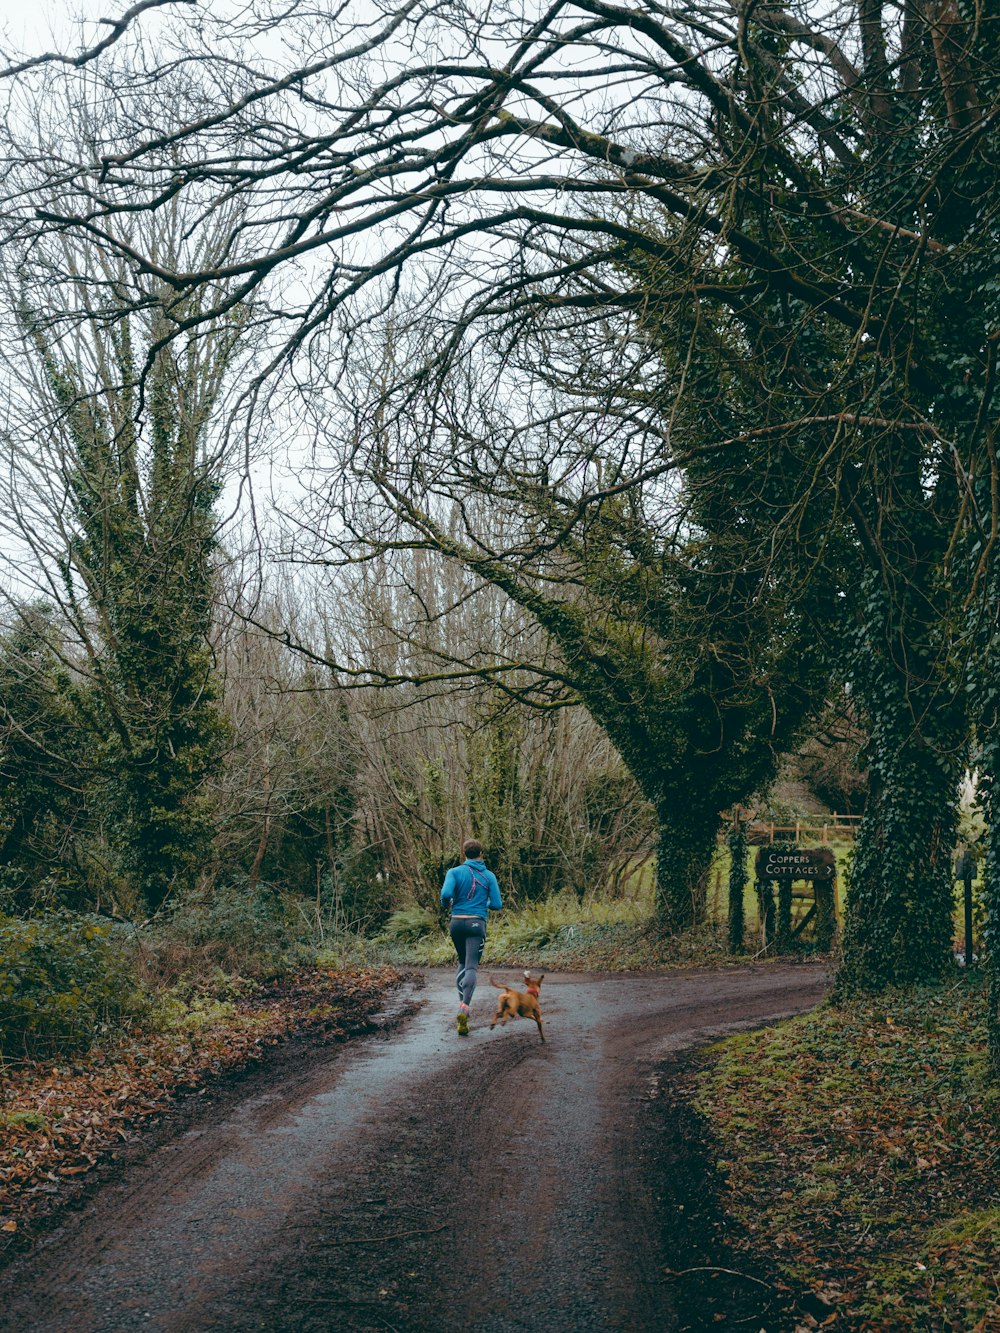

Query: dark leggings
left=450, top=918, right=486, bottom=1005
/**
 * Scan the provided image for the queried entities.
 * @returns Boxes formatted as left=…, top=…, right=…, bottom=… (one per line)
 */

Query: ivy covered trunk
left=970, top=535, right=1000, bottom=1074
left=838, top=627, right=964, bottom=989
left=982, top=737, right=1000, bottom=1076
left=726, top=821, right=747, bottom=954
left=25, top=304, right=239, bottom=916
left=839, top=744, right=963, bottom=991
left=654, top=803, right=720, bottom=933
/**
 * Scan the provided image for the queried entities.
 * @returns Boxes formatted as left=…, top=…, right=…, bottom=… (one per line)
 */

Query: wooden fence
left=755, top=813, right=862, bottom=844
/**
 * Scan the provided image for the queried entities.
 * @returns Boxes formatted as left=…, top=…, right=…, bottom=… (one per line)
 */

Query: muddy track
left=0, top=964, right=827, bottom=1332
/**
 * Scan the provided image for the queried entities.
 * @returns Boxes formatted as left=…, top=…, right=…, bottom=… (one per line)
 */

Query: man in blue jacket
left=441, top=839, right=503, bottom=1035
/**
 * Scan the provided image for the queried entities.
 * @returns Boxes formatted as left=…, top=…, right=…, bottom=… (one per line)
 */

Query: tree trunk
left=838, top=735, right=961, bottom=992
left=979, top=733, right=1000, bottom=1075
left=654, top=805, right=720, bottom=932
left=837, top=575, right=966, bottom=993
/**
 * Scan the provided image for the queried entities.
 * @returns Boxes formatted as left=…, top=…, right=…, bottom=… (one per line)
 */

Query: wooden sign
left=754, top=846, right=836, bottom=880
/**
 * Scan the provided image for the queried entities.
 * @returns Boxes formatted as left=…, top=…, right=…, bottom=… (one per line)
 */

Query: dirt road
left=0, top=964, right=827, bottom=1332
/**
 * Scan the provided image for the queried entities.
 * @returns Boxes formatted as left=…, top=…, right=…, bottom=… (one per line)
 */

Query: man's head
left=463, top=839, right=483, bottom=860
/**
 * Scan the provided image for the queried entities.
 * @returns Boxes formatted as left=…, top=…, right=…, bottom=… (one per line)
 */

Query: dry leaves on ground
left=0, top=966, right=399, bottom=1243
left=697, top=977, right=1000, bottom=1332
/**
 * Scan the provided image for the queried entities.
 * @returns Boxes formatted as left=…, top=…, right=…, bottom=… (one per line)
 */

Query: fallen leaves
left=0, top=965, right=399, bottom=1245
left=697, top=977, right=1000, bottom=1332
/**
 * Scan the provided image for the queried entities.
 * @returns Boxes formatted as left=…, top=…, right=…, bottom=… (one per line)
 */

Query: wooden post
left=756, top=878, right=776, bottom=952
left=815, top=874, right=836, bottom=951
left=776, top=878, right=793, bottom=952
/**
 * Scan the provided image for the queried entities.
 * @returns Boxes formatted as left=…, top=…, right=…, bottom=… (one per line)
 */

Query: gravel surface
left=0, top=963, right=828, bottom=1332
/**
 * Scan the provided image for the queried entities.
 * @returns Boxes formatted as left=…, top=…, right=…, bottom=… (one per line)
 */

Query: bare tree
left=2, top=0, right=996, bottom=978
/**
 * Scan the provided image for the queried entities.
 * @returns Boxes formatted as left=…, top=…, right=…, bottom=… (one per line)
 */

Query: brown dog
left=489, top=971, right=545, bottom=1042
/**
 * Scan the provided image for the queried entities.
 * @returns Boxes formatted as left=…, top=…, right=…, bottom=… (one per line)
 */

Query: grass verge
left=696, top=976, right=999, bottom=1331
left=364, top=890, right=782, bottom=972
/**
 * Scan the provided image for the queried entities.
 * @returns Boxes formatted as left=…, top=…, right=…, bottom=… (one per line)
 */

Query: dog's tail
left=488, top=975, right=510, bottom=991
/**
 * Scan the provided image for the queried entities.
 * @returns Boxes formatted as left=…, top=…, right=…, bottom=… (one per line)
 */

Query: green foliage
left=976, top=729, right=1000, bottom=1075
left=380, top=904, right=440, bottom=945
left=837, top=579, right=965, bottom=993
left=969, top=537, right=1000, bottom=1072
left=20, top=304, right=237, bottom=914
left=143, top=881, right=295, bottom=984
left=0, top=607, right=90, bottom=909
left=486, top=898, right=569, bottom=954
left=393, top=476, right=826, bottom=934
left=250, top=691, right=364, bottom=903
left=372, top=907, right=454, bottom=965
left=957, top=788, right=987, bottom=854
left=373, top=890, right=735, bottom=970
left=611, top=7, right=998, bottom=989
left=149, top=990, right=238, bottom=1035
left=0, top=913, right=141, bottom=1056
left=0, top=1110, right=50, bottom=1133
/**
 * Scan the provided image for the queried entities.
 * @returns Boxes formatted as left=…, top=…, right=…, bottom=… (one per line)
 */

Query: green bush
left=370, top=893, right=655, bottom=966
left=381, top=905, right=440, bottom=944
left=0, top=912, right=141, bottom=1056
left=148, top=989, right=238, bottom=1035
left=143, top=881, right=295, bottom=985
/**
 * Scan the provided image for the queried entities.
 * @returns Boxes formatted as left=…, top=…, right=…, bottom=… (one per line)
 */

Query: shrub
left=486, top=894, right=636, bottom=958
left=0, top=912, right=141, bottom=1056
left=142, top=881, right=295, bottom=986
left=380, top=904, right=441, bottom=945
left=148, top=990, right=238, bottom=1035
left=0, top=1109, right=50, bottom=1133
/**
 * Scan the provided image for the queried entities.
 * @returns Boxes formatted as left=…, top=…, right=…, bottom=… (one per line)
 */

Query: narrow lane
left=0, top=965, right=827, bottom=1332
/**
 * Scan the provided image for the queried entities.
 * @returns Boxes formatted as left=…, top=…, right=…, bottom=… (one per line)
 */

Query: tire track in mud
left=0, top=965, right=827, bottom=1332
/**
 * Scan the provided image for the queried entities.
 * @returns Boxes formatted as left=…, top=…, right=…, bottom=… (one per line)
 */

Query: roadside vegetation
left=366, top=884, right=734, bottom=972
left=697, top=978, right=999, bottom=1332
